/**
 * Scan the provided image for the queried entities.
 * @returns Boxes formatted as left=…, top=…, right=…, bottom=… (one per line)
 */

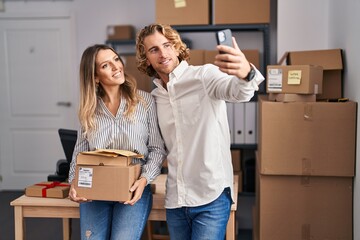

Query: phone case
left=216, top=29, right=233, bottom=48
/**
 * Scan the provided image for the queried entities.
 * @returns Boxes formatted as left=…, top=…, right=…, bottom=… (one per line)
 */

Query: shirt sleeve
left=68, top=127, right=90, bottom=183
left=140, top=96, right=167, bottom=184
left=202, top=63, right=265, bottom=102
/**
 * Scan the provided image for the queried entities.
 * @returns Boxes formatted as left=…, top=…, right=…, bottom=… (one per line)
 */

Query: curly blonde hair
left=79, top=44, right=142, bottom=135
left=136, top=23, right=190, bottom=78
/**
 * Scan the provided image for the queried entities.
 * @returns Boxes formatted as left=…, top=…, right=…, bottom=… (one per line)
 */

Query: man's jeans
left=166, top=187, right=232, bottom=240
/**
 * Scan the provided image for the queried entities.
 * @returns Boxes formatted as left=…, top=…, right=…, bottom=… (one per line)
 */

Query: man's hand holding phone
left=215, top=29, right=253, bottom=81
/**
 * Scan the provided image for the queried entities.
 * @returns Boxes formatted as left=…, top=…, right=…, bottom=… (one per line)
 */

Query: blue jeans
left=166, top=187, right=232, bottom=240
left=79, top=185, right=152, bottom=240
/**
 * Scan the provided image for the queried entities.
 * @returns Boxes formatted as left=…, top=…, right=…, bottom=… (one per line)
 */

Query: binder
left=244, top=102, right=257, bottom=144
left=234, top=103, right=245, bottom=144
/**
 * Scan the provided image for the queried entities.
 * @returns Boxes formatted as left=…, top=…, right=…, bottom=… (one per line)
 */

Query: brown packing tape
left=300, top=176, right=310, bottom=186
left=303, top=104, right=313, bottom=120
left=302, top=158, right=311, bottom=175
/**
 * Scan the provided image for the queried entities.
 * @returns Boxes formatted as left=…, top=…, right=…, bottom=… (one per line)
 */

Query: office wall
left=1, top=0, right=156, bottom=64
left=278, top=0, right=360, bottom=239
left=277, top=0, right=329, bottom=59
left=328, top=2, right=360, bottom=240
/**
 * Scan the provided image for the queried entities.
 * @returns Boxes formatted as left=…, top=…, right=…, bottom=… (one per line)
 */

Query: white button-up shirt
left=152, top=61, right=264, bottom=208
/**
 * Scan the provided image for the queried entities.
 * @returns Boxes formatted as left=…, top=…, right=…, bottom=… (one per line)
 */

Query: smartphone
left=216, top=29, right=233, bottom=53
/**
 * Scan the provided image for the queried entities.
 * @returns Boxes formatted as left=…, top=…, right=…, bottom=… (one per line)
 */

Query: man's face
left=143, top=31, right=180, bottom=80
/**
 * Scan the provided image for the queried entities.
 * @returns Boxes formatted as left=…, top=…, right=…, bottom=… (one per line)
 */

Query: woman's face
left=95, top=49, right=125, bottom=87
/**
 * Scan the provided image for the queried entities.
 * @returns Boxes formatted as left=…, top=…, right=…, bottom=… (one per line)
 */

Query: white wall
left=277, top=0, right=329, bottom=58
left=328, top=1, right=360, bottom=239
left=278, top=0, right=360, bottom=239
left=1, top=0, right=156, bottom=65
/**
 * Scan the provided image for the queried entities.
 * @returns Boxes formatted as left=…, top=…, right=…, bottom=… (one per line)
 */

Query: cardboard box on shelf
left=122, top=55, right=153, bottom=93
left=258, top=95, right=357, bottom=177
left=74, top=149, right=142, bottom=202
left=156, top=0, right=210, bottom=25
left=107, top=25, right=135, bottom=40
left=189, top=49, right=205, bottom=66
left=25, top=181, right=70, bottom=198
left=286, top=49, right=343, bottom=100
left=214, top=0, right=270, bottom=24
left=267, top=65, right=323, bottom=94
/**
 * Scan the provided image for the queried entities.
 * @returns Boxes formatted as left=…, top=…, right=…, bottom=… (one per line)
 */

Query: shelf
left=231, top=144, right=257, bottom=150
left=173, top=24, right=269, bottom=32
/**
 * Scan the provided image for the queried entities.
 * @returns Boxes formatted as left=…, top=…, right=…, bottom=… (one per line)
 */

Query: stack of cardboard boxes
left=254, top=49, right=357, bottom=239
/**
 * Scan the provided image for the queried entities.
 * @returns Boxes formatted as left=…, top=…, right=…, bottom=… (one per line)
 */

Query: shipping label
left=267, top=68, right=283, bottom=92
left=77, top=167, right=93, bottom=188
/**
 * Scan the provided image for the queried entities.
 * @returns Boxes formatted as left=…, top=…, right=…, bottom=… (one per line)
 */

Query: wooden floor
left=1, top=190, right=252, bottom=240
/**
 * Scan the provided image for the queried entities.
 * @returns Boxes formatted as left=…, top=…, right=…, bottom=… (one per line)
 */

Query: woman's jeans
left=166, top=187, right=232, bottom=240
left=79, top=185, right=152, bottom=240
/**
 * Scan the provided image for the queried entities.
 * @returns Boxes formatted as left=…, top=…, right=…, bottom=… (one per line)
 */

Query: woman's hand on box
left=124, top=177, right=147, bottom=206
left=68, top=183, right=90, bottom=203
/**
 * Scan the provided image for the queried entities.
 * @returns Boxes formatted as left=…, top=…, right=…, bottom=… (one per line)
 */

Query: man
left=136, top=23, right=264, bottom=240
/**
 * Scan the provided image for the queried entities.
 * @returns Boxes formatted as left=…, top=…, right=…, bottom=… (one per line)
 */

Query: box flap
left=287, top=49, right=343, bottom=70
left=81, top=149, right=144, bottom=158
left=77, top=149, right=143, bottom=166
left=277, top=51, right=288, bottom=65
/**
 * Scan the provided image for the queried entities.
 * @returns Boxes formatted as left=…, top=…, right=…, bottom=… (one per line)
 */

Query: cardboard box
left=234, top=171, right=243, bottom=193
left=258, top=95, right=357, bottom=177
left=156, top=0, right=210, bottom=25
left=74, top=149, right=142, bottom=201
left=25, top=181, right=70, bottom=198
left=268, top=93, right=316, bottom=102
left=286, top=49, right=343, bottom=100
left=231, top=149, right=241, bottom=172
left=189, top=49, right=205, bottom=66
left=107, top=25, right=135, bottom=40
left=258, top=173, right=353, bottom=240
left=267, top=65, right=323, bottom=94
left=122, top=55, right=153, bottom=93
left=255, top=149, right=353, bottom=240
left=214, top=0, right=270, bottom=24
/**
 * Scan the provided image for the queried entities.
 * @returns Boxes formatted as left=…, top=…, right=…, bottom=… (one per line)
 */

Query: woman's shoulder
left=137, top=89, right=154, bottom=104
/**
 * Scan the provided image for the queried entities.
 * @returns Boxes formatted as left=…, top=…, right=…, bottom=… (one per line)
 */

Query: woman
left=68, top=44, right=166, bottom=240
